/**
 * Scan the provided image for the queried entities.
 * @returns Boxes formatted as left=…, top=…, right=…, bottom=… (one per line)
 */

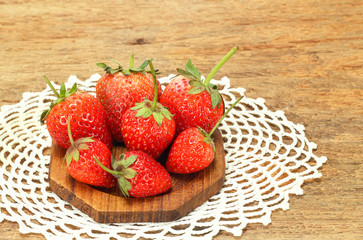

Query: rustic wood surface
left=0, top=0, right=362, bottom=239
left=48, top=130, right=225, bottom=223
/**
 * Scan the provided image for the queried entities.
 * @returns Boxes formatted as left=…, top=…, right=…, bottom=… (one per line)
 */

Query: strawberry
left=166, top=95, right=243, bottom=174
left=94, top=151, right=172, bottom=198
left=160, top=47, right=238, bottom=134
left=64, top=117, right=116, bottom=188
left=121, top=60, right=175, bottom=160
left=40, top=75, right=112, bottom=149
left=96, top=56, right=162, bottom=142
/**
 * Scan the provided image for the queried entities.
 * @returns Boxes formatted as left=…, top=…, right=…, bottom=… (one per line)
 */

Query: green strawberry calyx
left=40, top=75, right=77, bottom=124
left=94, top=154, right=137, bottom=198
left=130, top=60, right=173, bottom=126
left=198, top=95, right=244, bottom=151
left=176, top=46, right=239, bottom=109
left=64, top=116, right=95, bottom=166
left=131, top=100, right=173, bottom=126
left=96, top=55, right=159, bottom=76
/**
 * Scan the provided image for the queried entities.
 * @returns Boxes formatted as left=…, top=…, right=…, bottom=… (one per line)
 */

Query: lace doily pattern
left=0, top=74, right=327, bottom=240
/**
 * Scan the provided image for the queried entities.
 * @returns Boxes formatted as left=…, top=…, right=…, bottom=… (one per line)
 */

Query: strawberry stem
left=148, top=60, right=158, bottom=111
left=206, top=95, right=244, bottom=138
left=129, top=54, right=134, bottom=68
left=93, top=156, right=123, bottom=176
left=66, top=116, right=75, bottom=147
left=204, top=46, right=239, bottom=86
left=43, top=74, right=60, bottom=98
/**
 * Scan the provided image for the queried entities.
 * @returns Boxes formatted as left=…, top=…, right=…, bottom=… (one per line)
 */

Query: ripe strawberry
left=94, top=151, right=172, bottom=198
left=40, top=75, right=112, bottom=149
left=96, top=56, right=162, bottom=142
left=121, top=60, right=175, bottom=160
left=160, top=47, right=238, bottom=134
left=166, top=96, right=243, bottom=174
left=64, top=118, right=116, bottom=188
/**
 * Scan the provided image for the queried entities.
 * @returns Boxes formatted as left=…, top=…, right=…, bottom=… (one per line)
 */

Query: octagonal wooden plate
left=48, top=130, right=225, bottom=223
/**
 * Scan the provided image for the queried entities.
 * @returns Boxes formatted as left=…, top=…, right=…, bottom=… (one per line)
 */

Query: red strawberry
left=41, top=75, right=112, bottom=149
left=64, top=117, right=116, bottom=188
left=94, top=151, right=172, bottom=198
left=96, top=56, right=162, bottom=142
left=160, top=47, right=238, bottom=134
left=121, top=60, right=175, bottom=160
left=166, top=96, right=243, bottom=174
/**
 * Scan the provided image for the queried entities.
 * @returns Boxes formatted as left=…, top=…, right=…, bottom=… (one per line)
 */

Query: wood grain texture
left=48, top=130, right=225, bottom=223
left=0, top=0, right=362, bottom=239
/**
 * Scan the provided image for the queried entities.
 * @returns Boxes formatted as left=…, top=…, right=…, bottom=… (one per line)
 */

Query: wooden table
left=1, top=0, right=362, bottom=239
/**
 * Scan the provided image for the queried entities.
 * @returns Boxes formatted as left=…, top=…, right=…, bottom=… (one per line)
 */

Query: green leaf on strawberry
left=64, top=137, right=95, bottom=166
left=130, top=59, right=149, bottom=72
left=130, top=100, right=172, bottom=126
left=185, top=59, right=201, bottom=80
left=176, top=47, right=238, bottom=109
left=209, top=88, right=223, bottom=108
left=40, top=75, right=78, bottom=124
left=94, top=153, right=138, bottom=197
left=187, top=80, right=206, bottom=94
left=176, top=59, right=201, bottom=81
left=113, top=154, right=137, bottom=172
left=97, top=55, right=160, bottom=76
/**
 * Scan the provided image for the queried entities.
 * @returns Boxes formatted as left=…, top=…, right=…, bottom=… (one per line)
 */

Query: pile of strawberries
left=41, top=47, right=243, bottom=198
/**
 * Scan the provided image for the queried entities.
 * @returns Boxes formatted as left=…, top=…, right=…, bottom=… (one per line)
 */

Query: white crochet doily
left=0, top=74, right=327, bottom=240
